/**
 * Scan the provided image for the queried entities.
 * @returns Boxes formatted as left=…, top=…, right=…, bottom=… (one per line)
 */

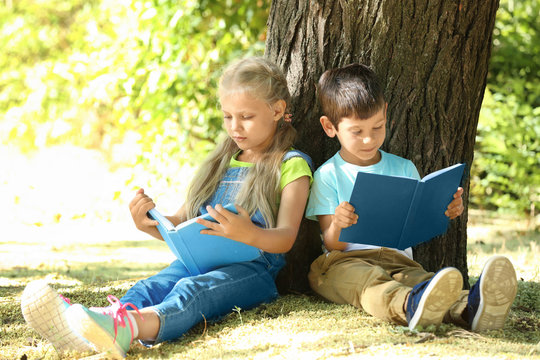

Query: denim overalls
left=120, top=150, right=312, bottom=344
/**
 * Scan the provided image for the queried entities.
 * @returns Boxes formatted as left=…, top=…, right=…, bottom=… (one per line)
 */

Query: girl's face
left=220, top=92, right=285, bottom=161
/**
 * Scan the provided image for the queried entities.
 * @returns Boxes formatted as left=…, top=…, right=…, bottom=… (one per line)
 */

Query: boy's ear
left=320, top=116, right=337, bottom=138
left=272, top=100, right=287, bottom=121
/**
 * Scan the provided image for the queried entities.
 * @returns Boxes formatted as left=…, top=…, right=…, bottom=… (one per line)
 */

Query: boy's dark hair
left=317, top=63, right=385, bottom=128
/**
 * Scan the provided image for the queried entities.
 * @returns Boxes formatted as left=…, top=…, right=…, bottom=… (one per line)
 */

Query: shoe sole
left=21, top=280, right=94, bottom=353
left=66, top=304, right=127, bottom=359
left=409, top=267, right=463, bottom=330
left=471, top=255, right=517, bottom=331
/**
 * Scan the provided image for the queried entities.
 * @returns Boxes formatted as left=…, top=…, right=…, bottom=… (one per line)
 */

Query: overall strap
left=282, top=149, right=315, bottom=173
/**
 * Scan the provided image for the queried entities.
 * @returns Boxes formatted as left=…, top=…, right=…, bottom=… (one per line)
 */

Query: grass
left=0, top=210, right=538, bottom=359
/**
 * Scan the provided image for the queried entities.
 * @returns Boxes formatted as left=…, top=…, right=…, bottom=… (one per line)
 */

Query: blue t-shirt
left=306, top=150, right=420, bottom=258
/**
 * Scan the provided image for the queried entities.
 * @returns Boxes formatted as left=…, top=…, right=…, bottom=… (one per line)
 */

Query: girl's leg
left=149, top=258, right=279, bottom=343
left=120, top=260, right=190, bottom=308
left=65, top=255, right=281, bottom=354
left=133, top=308, right=161, bottom=341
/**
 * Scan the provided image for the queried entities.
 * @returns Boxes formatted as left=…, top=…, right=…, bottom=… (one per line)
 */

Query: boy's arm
left=317, top=201, right=358, bottom=251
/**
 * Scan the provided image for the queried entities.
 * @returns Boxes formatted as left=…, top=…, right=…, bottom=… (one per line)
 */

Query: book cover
left=148, top=204, right=261, bottom=275
left=339, top=163, right=466, bottom=249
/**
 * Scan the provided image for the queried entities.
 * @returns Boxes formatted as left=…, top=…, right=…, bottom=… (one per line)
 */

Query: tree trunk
left=267, top=0, right=499, bottom=293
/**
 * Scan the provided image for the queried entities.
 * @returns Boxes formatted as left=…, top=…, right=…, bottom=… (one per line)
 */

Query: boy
left=306, top=63, right=518, bottom=330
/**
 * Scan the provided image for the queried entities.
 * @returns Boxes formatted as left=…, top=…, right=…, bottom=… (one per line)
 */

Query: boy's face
left=320, top=104, right=387, bottom=166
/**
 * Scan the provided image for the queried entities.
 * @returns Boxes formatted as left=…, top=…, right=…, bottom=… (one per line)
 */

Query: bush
left=0, top=0, right=268, bottom=172
left=471, top=0, right=540, bottom=218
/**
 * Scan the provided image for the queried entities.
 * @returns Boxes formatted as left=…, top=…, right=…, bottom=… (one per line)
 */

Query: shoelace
left=99, top=295, right=143, bottom=343
left=59, top=294, right=72, bottom=305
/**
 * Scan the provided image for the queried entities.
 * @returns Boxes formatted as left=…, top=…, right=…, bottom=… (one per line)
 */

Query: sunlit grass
left=467, top=209, right=540, bottom=283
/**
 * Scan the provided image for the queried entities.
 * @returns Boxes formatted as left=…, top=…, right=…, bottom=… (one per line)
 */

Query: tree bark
left=266, top=0, right=499, bottom=293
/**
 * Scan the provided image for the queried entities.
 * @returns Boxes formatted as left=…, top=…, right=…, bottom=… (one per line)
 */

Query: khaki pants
left=308, top=248, right=468, bottom=326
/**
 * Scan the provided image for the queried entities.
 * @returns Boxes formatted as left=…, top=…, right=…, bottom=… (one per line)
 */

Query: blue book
left=147, top=204, right=261, bottom=275
left=339, top=163, right=466, bottom=250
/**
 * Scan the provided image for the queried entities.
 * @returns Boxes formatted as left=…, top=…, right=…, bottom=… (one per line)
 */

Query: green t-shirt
left=229, top=151, right=313, bottom=190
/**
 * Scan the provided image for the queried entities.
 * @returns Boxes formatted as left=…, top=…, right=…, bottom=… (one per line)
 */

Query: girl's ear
left=272, top=99, right=287, bottom=121
left=320, top=116, right=337, bottom=137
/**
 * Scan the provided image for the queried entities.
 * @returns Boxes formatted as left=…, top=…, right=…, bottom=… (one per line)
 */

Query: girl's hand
left=129, top=188, right=159, bottom=232
left=445, top=187, right=464, bottom=219
left=197, top=204, right=258, bottom=244
left=332, top=201, right=358, bottom=229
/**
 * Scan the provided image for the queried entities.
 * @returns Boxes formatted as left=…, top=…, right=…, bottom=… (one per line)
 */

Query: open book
left=148, top=204, right=261, bottom=275
left=339, top=163, right=466, bottom=250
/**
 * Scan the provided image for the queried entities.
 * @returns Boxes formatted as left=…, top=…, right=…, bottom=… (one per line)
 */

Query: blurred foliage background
left=471, top=0, right=540, bottom=218
left=0, top=0, right=538, bottom=222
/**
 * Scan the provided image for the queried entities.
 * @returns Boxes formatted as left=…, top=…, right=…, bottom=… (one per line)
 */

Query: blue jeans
left=120, top=252, right=285, bottom=344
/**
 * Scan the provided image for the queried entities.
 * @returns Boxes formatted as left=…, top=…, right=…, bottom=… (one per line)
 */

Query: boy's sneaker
left=467, top=255, right=517, bottom=331
left=406, top=267, right=463, bottom=330
left=20, top=280, right=95, bottom=354
left=66, top=295, right=141, bottom=359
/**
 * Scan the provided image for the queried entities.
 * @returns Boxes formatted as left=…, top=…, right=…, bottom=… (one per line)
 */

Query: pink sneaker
left=66, top=295, right=143, bottom=358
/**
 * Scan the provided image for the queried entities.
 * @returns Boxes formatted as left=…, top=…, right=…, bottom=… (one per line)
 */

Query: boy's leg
left=405, top=267, right=463, bottom=329
left=309, top=249, right=463, bottom=328
left=381, top=249, right=470, bottom=327
left=443, top=291, right=470, bottom=327
left=380, top=248, right=434, bottom=287
left=309, top=249, right=411, bottom=325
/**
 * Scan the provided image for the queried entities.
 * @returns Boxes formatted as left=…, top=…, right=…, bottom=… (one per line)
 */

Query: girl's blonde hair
left=184, top=57, right=296, bottom=228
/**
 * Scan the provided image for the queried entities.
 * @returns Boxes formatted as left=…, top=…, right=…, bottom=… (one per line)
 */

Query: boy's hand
left=332, top=201, right=358, bottom=229
left=445, top=187, right=464, bottom=219
left=129, top=188, right=159, bottom=231
left=197, top=204, right=258, bottom=243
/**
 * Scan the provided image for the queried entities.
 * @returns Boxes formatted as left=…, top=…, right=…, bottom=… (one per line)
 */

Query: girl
left=21, top=57, right=313, bottom=358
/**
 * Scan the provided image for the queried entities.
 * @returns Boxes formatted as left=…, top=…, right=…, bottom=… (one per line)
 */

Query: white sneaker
left=406, top=267, right=463, bottom=330
left=21, top=280, right=95, bottom=354
left=468, top=255, right=518, bottom=331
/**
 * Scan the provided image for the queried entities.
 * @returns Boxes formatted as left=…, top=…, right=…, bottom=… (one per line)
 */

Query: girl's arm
left=129, top=188, right=188, bottom=241
left=197, top=175, right=310, bottom=253
left=167, top=204, right=188, bottom=227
